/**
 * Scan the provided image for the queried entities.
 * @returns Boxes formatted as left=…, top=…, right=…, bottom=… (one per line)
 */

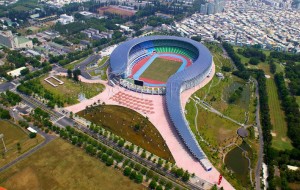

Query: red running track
left=139, top=77, right=165, bottom=85
left=130, top=56, right=152, bottom=78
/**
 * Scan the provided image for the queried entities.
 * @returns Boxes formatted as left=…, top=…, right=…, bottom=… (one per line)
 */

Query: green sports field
left=140, top=58, right=182, bottom=82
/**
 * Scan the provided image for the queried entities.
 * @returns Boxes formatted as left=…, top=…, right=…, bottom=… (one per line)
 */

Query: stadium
left=109, top=36, right=213, bottom=171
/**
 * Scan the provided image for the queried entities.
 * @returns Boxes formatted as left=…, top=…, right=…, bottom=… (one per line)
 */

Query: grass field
left=185, top=102, right=240, bottom=148
left=266, top=79, right=293, bottom=150
left=40, top=75, right=105, bottom=106
left=0, top=138, right=145, bottom=190
left=140, top=58, right=182, bottom=82
left=78, top=105, right=175, bottom=163
left=0, top=120, right=44, bottom=166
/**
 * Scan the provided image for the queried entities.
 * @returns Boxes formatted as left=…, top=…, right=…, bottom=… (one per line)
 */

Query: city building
left=7, top=66, right=27, bottom=77
left=0, top=30, right=33, bottom=49
left=200, top=0, right=225, bottom=15
left=57, top=14, right=74, bottom=25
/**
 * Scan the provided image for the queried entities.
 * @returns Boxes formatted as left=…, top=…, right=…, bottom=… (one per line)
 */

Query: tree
left=29, top=132, right=36, bottom=138
left=129, top=171, right=136, bottom=180
left=249, top=57, right=260, bottom=65
left=175, top=168, right=184, bottom=178
left=135, top=172, right=143, bottom=183
left=141, top=150, right=146, bottom=158
left=182, top=170, right=190, bottom=182
left=106, top=157, right=114, bottom=166
left=101, top=153, right=108, bottom=162
left=20, top=68, right=30, bottom=76
left=211, top=184, right=218, bottom=190
left=156, top=185, right=163, bottom=190
left=149, top=180, right=157, bottom=189
left=73, top=69, right=81, bottom=81
left=221, top=66, right=231, bottom=72
left=165, top=182, right=173, bottom=190
left=17, top=142, right=21, bottom=153
left=0, top=108, right=11, bottom=119
left=123, top=167, right=131, bottom=176
left=67, top=69, right=72, bottom=78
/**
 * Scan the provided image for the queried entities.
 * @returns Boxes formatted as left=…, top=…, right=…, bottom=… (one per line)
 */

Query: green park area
left=233, top=47, right=293, bottom=150
left=40, top=75, right=105, bottom=106
left=140, top=58, right=182, bottom=82
left=0, top=138, right=144, bottom=190
left=0, top=120, right=44, bottom=166
left=78, top=105, right=175, bottom=163
left=185, top=44, right=257, bottom=189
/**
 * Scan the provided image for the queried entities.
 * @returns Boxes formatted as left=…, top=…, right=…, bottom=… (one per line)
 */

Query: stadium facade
left=109, top=36, right=213, bottom=171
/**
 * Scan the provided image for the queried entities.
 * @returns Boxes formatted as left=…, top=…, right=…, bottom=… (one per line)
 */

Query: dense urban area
left=0, top=0, right=299, bottom=190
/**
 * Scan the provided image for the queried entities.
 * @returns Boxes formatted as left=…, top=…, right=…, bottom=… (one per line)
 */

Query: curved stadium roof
left=110, top=36, right=213, bottom=161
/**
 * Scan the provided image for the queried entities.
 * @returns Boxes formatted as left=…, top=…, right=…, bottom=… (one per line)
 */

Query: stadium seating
left=126, top=39, right=199, bottom=77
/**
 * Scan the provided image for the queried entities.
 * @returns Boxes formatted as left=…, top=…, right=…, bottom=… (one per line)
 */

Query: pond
left=224, top=141, right=252, bottom=187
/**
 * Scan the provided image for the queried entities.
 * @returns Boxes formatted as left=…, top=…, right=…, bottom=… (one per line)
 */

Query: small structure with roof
left=237, top=127, right=249, bottom=138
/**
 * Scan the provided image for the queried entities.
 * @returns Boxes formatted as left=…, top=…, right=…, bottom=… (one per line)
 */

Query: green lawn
left=96, top=56, right=109, bottom=67
left=140, top=58, right=182, bottom=82
left=0, top=138, right=145, bottom=190
left=78, top=105, right=175, bottom=163
left=40, top=75, right=105, bottom=106
left=0, top=120, right=44, bottom=166
left=266, top=78, right=293, bottom=150
left=185, top=101, right=240, bottom=148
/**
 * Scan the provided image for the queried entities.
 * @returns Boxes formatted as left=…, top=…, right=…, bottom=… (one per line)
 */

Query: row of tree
left=0, top=90, right=21, bottom=106
left=270, top=51, right=300, bottom=62
left=284, top=62, right=300, bottom=96
left=237, top=48, right=266, bottom=62
left=17, top=79, right=64, bottom=108
left=0, top=107, right=11, bottom=119
left=23, top=64, right=52, bottom=81
left=248, top=69, right=275, bottom=188
left=6, top=50, right=42, bottom=68
left=222, top=43, right=250, bottom=80
left=274, top=73, right=300, bottom=149
left=49, top=49, right=93, bottom=66
left=31, top=108, right=184, bottom=190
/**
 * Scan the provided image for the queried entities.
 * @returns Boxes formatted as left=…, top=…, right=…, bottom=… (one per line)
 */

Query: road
left=254, top=78, right=264, bottom=190
left=0, top=81, right=16, bottom=92
left=0, top=128, right=57, bottom=173
left=14, top=90, right=74, bottom=128
left=75, top=54, right=101, bottom=79
left=13, top=90, right=64, bottom=122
